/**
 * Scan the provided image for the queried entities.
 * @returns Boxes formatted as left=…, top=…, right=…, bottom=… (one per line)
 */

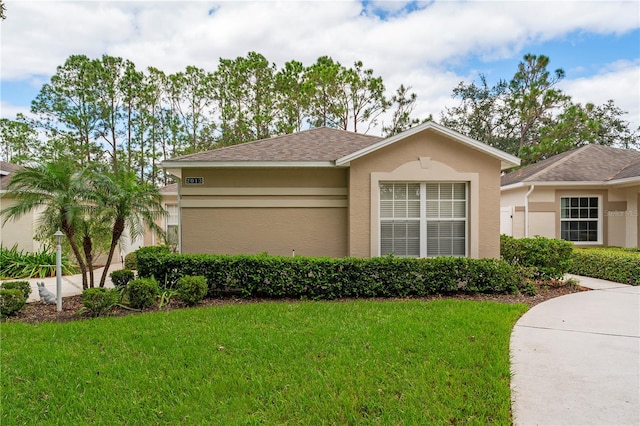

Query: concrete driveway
left=511, top=275, right=640, bottom=425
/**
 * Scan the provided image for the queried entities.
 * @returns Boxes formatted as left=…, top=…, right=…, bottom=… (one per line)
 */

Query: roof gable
left=501, top=145, right=640, bottom=187
left=336, top=121, right=520, bottom=170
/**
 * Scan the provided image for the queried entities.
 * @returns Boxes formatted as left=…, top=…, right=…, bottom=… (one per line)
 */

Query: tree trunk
left=99, top=219, right=124, bottom=287
left=61, top=220, right=89, bottom=290
left=82, top=234, right=95, bottom=288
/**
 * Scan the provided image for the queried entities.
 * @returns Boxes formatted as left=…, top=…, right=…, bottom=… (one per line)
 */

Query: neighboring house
left=0, top=160, right=142, bottom=262
left=162, top=123, right=519, bottom=259
left=0, top=161, right=44, bottom=252
left=500, top=144, right=640, bottom=248
left=144, top=183, right=179, bottom=250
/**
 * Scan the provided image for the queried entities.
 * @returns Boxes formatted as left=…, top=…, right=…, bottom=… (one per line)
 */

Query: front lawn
left=1, top=300, right=527, bottom=424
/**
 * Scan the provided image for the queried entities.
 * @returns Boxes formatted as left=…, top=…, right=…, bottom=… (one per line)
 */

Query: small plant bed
left=4, top=279, right=587, bottom=324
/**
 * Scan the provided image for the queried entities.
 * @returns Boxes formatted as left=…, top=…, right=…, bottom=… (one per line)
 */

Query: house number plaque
left=185, top=177, right=204, bottom=185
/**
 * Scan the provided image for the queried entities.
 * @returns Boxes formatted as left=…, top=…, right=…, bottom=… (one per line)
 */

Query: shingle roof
left=501, top=145, right=640, bottom=186
left=166, top=127, right=383, bottom=163
left=159, top=183, right=178, bottom=194
left=0, top=161, right=21, bottom=191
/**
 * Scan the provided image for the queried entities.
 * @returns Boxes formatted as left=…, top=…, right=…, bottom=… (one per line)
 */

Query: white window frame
left=165, top=203, right=179, bottom=247
left=559, top=195, right=602, bottom=245
left=379, top=182, right=468, bottom=258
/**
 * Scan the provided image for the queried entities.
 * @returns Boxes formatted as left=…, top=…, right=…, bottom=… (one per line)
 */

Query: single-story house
left=0, top=160, right=142, bottom=261
left=162, top=122, right=520, bottom=259
left=500, top=144, right=640, bottom=248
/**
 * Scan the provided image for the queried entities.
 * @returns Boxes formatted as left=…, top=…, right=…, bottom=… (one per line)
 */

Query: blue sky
left=1, top=0, right=639, bottom=132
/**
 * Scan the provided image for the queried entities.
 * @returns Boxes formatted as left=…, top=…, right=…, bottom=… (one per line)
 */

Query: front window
left=166, top=204, right=179, bottom=248
left=560, top=197, right=599, bottom=242
left=380, top=182, right=467, bottom=257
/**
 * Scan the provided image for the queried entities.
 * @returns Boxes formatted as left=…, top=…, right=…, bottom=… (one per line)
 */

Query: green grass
left=1, top=300, right=527, bottom=424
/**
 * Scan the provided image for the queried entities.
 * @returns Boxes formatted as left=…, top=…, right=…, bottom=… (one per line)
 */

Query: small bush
left=124, top=252, right=137, bottom=270
left=176, top=275, right=208, bottom=306
left=500, top=235, right=573, bottom=281
left=1, top=281, right=32, bottom=300
left=135, top=246, right=172, bottom=281
left=82, top=288, right=120, bottom=317
left=0, top=289, right=26, bottom=317
left=127, top=278, right=158, bottom=309
left=110, top=270, right=135, bottom=289
left=571, top=247, right=640, bottom=285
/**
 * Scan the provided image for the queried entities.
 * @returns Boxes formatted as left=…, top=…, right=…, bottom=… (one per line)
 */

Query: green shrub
left=0, top=289, right=26, bottom=317
left=124, top=252, right=137, bottom=270
left=136, top=246, right=172, bottom=285
left=1, top=281, right=32, bottom=300
left=137, top=252, right=532, bottom=300
left=571, top=247, right=640, bottom=285
left=110, top=269, right=135, bottom=289
left=82, top=288, right=120, bottom=317
left=500, top=235, right=573, bottom=281
left=127, top=278, right=159, bottom=309
left=176, top=275, right=208, bottom=306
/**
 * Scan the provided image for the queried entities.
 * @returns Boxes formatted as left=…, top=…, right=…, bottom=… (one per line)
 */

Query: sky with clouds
left=1, top=0, right=639, bottom=134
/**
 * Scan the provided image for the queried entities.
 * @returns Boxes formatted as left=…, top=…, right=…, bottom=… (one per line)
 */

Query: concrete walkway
left=1, top=263, right=122, bottom=303
left=511, top=275, right=640, bottom=425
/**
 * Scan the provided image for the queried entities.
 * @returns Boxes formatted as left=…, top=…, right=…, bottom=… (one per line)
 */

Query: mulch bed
left=4, top=281, right=589, bottom=324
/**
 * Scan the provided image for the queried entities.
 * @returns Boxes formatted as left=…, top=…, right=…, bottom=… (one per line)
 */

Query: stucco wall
left=0, top=197, right=41, bottom=251
left=179, top=168, right=349, bottom=256
left=348, top=130, right=502, bottom=259
left=501, top=184, right=640, bottom=248
left=182, top=207, right=347, bottom=257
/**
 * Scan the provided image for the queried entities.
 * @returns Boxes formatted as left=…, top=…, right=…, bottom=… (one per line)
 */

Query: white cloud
left=0, top=100, right=32, bottom=120
left=560, top=60, right=640, bottom=130
left=1, top=0, right=638, bottom=132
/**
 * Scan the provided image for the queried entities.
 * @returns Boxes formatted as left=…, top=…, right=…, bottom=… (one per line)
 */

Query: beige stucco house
left=162, top=123, right=519, bottom=259
left=0, top=161, right=44, bottom=252
left=500, top=145, right=640, bottom=248
left=0, top=160, right=144, bottom=261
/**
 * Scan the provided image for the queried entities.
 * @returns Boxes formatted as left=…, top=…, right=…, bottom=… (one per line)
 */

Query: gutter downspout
left=524, top=185, right=535, bottom=237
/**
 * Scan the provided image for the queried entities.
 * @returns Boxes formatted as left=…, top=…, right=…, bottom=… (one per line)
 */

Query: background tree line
left=1, top=52, right=638, bottom=185
left=0, top=53, right=422, bottom=185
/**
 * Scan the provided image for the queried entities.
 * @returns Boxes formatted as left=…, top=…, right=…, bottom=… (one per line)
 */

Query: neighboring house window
left=560, top=197, right=600, bottom=243
left=166, top=204, right=179, bottom=247
left=380, top=182, right=467, bottom=257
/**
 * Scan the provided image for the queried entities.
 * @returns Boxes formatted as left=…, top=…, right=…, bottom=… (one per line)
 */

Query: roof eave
left=336, top=121, right=521, bottom=170
left=502, top=178, right=640, bottom=189
left=161, top=160, right=337, bottom=169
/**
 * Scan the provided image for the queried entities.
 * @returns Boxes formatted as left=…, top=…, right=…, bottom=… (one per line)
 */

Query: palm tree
left=1, top=158, right=92, bottom=288
left=91, top=167, right=164, bottom=287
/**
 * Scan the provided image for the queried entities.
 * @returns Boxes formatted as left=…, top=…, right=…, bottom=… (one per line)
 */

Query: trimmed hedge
left=136, top=249, right=532, bottom=300
left=82, top=287, right=120, bottom=317
left=571, top=247, right=640, bottom=285
left=127, top=278, right=159, bottom=309
left=1, top=281, right=32, bottom=300
left=176, top=275, right=208, bottom=306
left=0, top=289, right=26, bottom=317
left=110, top=269, right=135, bottom=289
left=500, top=235, right=573, bottom=281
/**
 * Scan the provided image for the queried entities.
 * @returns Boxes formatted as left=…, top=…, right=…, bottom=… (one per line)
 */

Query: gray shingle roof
left=166, top=127, right=383, bottom=163
left=501, top=145, right=640, bottom=186
left=159, top=183, right=178, bottom=194
left=0, top=161, right=21, bottom=191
